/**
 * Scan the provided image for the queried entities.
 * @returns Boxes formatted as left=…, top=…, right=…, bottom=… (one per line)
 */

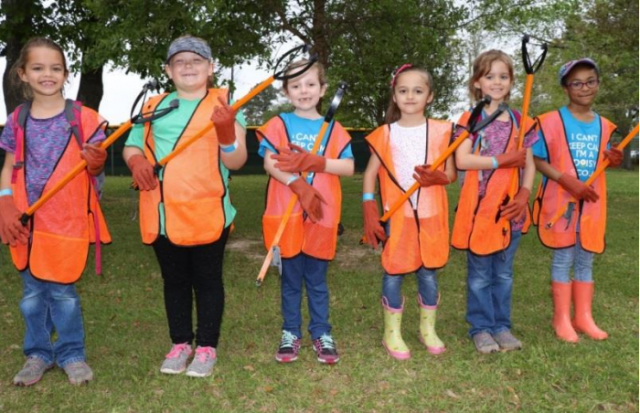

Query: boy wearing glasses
left=532, top=58, right=622, bottom=343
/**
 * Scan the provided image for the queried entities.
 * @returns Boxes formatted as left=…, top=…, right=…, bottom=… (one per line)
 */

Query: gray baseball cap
left=166, top=37, right=212, bottom=63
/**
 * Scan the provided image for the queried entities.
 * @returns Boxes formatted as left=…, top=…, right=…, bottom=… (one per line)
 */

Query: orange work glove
left=211, top=96, right=237, bottom=146
left=413, top=165, right=450, bottom=187
left=500, top=187, right=530, bottom=221
left=127, top=154, right=157, bottom=191
left=0, top=196, right=29, bottom=246
left=362, top=200, right=387, bottom=249
left=557, top=173, right=599, bottom=202
left=603, top=147, right=623, bottom=168
left=289, top=178, right=326, bottom=223
left=496, top=148, right=526, bottom=169
left=80, top=143, right=107, bottom=175
left=271, top=143, right=326, bottom=173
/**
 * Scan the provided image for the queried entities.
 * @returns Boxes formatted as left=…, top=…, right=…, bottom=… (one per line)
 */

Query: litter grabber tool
left=256, top=82, right=348, bottom=287
left=148, top=45, right=317, bottom=177
left=19, top=80, right=174, bottom=226
left=497, top=34, right=548, bottom=242
left=545, top=123, right=639, bottom=229
left=360, top=97, right=509, bottom=246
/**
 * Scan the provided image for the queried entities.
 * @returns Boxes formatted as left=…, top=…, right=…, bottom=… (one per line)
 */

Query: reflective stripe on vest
left=532, top=110, right=615, bottom=253
left=139, top=89, right=227, bottom=246
left=365, top=120, right=452, bottom=274
left=10, top=105, right=111, bottom=283
left=451, top=110, right=535, bottom=255
left=256, top=116, right=351, bottom=260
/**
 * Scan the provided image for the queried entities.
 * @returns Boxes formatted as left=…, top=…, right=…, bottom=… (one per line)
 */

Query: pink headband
left=390, top=64, right=413, bottom=88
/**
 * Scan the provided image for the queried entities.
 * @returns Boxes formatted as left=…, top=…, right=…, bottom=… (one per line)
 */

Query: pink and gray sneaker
left=186, top=346, right=217, bottom=378
left=13, top=356, right=53, bottom=386
left=312, top=334, right=340, bottom=364
left=160, top=343, right=192, bottom=374
left=275, top=330, right=301, bottom=363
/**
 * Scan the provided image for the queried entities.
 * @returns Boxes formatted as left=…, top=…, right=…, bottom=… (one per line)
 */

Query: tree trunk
left=312, top=0, right=328, bottom=113
left=76, top=66, right=104, bottom=111
left=2, top=39, right=25, bottom=115
left=1, top=0, right=38, bottom=114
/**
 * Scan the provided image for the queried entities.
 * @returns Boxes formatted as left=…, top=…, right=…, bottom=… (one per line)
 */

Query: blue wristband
left=363, top=193, right=375, bottom=202
left=220, top=140, right=238, bottom=153
left=0, top=188, right=13, bottom=197
left=286, top=176, right=299, bottom=186
left=491, top=156, right=499, bottom=169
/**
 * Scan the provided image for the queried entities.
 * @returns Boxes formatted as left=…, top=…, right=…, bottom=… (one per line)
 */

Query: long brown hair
left=385, top=65, right=433, bottom=124
left=468, top=50, right=514, bottom=102
left=10, top=37, right=69, bottom=101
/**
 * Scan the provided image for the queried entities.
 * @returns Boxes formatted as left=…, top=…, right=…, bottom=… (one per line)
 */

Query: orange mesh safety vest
left=10, top=105, right=111, bottom=283
left=139, top=89, right=228, bottom=246
left=451, top=110, right=535, bottom=255
left=531, top=110, right=615, bottom=253
left=366, top=120, right=453, bottom=274
left=256, top=116, right=351, bottom=260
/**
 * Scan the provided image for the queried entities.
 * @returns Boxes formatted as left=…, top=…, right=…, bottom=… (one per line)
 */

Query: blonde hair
left=385, top=66, right=434, bottom=124
left=10, top=37, right=69, bottom=100
left=282, top=60, right=327, bottom=92
left=468, top=50, right=514, bottom=102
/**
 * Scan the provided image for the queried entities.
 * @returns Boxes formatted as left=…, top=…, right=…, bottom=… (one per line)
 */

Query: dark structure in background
left=0, top=125, right=374, bottom=175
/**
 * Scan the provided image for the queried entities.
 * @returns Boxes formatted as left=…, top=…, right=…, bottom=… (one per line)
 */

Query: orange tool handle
left=546, top=123, right=639, bottom=228
left=157, top=76, right=276, bottom=168
left=21, top=120, right=133, bottom=224
left=256, top=120, right=331, bottom=286
left=378, top=128, right=469, bottom=223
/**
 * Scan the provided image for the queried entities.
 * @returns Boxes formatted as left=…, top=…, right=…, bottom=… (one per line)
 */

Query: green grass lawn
left=0, top=170, right=637, bottom=412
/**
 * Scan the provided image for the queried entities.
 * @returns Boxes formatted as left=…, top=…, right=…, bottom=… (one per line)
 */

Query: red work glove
left=557, top=173, right=599, bottom=202
left=80, top=143, right=107, bottom=175
left=362, top=200, right=387, bottom=249
left=412, top=165, right=450, bottom=187
left=289, top=178, right=326, bottom=223
left=496, top=149, right=526, bottom=169
left=127, top=154, right=157, bottom=191
left=604, top=147, right=623, bottom=168
left=211, top=96, right=237, bottom=146
left=0, top=196, right=29, bottom=246
left=500, top=187, right=530, bottom=221
left=271, top=143, right=326, bottom=173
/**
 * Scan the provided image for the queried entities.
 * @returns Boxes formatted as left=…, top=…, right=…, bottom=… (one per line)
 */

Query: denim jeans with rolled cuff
left=20, top=270, right=86, bottom=368
left=466, top=231, right=522, bottom=337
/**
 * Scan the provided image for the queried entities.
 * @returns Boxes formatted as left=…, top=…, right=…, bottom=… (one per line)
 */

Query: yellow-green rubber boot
left=382, top=297, right=411, bottom=360
left=418, top=295, right=446, bottom=354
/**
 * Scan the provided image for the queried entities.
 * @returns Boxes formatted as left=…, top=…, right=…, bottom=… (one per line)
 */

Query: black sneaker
left=275, top=330, right=301, bottom=363
left=312, top=334, right=340, bottom=364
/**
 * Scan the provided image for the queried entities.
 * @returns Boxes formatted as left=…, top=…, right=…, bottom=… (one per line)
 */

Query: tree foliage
left=0, top=0, right=53, bottom=113
left=520, top=0, right=639, bottom=166
left=1, top=0, right=271, bottom=113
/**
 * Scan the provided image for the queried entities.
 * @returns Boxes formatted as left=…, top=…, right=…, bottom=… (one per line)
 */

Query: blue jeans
left=466, top=231, right=522, bottom=337
left=551, top=238, right=594, bottom=283
left=19, top=270, right=86, bottom=367
left=281, top=254, right=331, bottom=339
left=382, top=267, right=438, bottom=309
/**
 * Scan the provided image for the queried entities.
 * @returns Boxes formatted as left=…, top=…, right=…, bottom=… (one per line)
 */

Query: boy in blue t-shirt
left=533, top=58, right=622, bottom=344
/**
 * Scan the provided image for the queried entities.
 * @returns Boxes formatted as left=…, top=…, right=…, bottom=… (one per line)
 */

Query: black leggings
left=152, top=227, right=230, bottom=348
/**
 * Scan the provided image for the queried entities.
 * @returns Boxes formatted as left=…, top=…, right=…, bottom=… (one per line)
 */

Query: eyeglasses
left=567, top=79, right=599, bottom=90
left=170, top=58, right=208, bottom=69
